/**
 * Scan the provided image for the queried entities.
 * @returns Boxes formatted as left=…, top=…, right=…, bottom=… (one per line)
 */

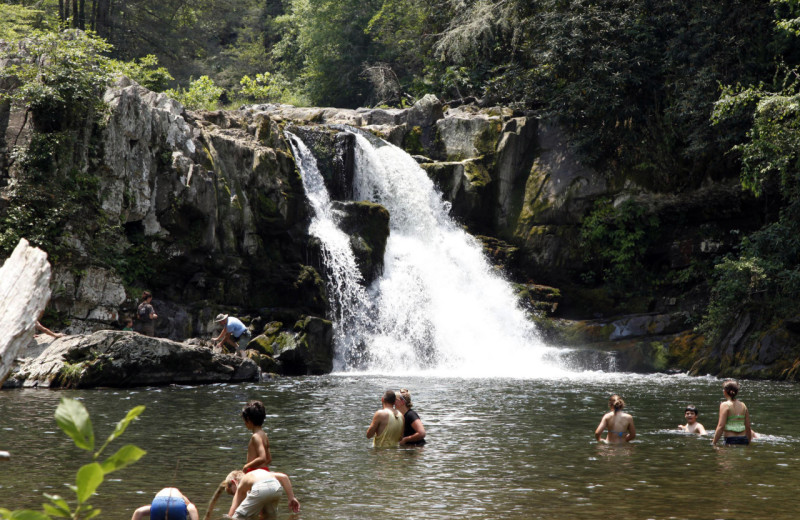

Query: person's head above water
left=684, top=404, right=699, bottom=422
left=396, top=389, right=413, bottom=408
left=723, top=379, right=740, bottom=399
left=608, top=394, right=625, bottom=412
left=382, top=389, right=396, bottom=405
left=241, top=400, right=266, bottom=427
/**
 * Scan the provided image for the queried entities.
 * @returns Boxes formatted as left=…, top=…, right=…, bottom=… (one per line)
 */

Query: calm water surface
left=1, top=373, right=798, bottom=519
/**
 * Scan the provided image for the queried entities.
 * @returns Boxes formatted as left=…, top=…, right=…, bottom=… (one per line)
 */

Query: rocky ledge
left=3, top=331, right=259, bottom=389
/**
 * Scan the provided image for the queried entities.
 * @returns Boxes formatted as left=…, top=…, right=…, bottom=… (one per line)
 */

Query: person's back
left=595, top=394, right=635, bottom=444
left=367, top=389, right=404, bottom=448
left=373, top=408, right=403, bottom=447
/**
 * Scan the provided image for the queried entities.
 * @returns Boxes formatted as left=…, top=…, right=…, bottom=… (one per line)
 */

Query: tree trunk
left=0, top=239, right=52, bottom=385
left=79, top=0, right=86, bottom=29
left=72, top=0, right=79, bottom=28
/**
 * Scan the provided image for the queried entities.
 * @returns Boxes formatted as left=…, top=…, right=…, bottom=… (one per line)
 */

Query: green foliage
left=165, top=75, right=223, bottom=110
left=108, top=55, right=174, bottom=92
left=0, top=29, right=113, bottom=130
left=0, top=398, right=145, bottom=520
left=239, top=72, right=278, bottom=102
left=579, top=198, right=660, bottom=293
left=0, top=3, right=52, bottom=40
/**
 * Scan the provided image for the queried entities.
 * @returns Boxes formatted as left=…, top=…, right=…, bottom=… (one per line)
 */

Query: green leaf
left=75, top=463, right=104, bottom=503
left=100, top=445, right=146, bottom=474
left=42, top=504, right=70, bottom=518
left=2, top=511, right=51, bottom=520
left=105, top=406, right=145, bottom=445
left=54, top=398, right=94, bottom=451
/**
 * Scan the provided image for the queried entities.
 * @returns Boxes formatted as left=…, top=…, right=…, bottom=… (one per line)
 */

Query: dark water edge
left=1, top=373, right=799, bottom=519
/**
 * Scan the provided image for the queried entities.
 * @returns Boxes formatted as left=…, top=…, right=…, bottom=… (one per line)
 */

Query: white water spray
left=290, top=129, right=568, bottom=377
left=286, top=133, right=372, bottom=368
left=349, top=133, right=565, bottom=377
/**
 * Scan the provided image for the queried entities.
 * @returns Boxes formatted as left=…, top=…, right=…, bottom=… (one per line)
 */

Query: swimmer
left=712, top=379, right=753, bottom=446
left=678, top=404, right=707, bottom=435
left=595, top=394, right=636, bottom=444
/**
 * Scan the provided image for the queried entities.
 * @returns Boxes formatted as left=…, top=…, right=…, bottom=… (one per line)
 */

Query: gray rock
left=0, top=239, right=51, bottom=384
left=6, top=330, right=259, bottom=388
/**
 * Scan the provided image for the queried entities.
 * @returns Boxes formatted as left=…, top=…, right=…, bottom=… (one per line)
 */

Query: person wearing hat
left=214, top=313, right=251, bottom=357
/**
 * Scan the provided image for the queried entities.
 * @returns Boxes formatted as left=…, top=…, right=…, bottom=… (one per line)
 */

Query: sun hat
left=215, top=313, right=229, bottom=322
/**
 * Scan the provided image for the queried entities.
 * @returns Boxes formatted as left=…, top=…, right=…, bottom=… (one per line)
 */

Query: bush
left=165, top=75, right=223, bottom=110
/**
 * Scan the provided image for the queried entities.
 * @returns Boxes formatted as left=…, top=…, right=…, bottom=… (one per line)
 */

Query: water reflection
left=0, top=375, right=798, bottom=519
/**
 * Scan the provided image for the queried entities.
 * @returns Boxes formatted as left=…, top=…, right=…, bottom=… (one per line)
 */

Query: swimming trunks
left=150, top=495, right=188, bottom=520
left=609, top=431, right=626, bottom=437
left=725, top=436, right=750, bottom=445
left=245, top=466, right=269, bottom=473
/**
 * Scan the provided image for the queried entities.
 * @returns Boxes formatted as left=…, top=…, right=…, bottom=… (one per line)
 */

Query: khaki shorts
left=233, top=478, right=282, bottom=520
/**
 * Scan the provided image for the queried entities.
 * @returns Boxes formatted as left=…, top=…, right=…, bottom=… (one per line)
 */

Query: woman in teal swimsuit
left=595, top=394, right=636, bottom=444
left=712, top=380, right=753, bottom=446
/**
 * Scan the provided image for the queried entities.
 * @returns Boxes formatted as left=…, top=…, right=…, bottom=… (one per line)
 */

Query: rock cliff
left=0, top=66, right=788, bottom=380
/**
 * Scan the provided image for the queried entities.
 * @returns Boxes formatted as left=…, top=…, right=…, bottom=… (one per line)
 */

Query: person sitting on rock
left=214, top=313, right=251, bottom=358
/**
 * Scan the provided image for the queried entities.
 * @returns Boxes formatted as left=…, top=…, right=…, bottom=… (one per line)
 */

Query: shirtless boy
left=241, top=400, right=271, bottom=472
left=366, top=389, right=404, bottom=447
left=678, top=404, right=707, bottom=435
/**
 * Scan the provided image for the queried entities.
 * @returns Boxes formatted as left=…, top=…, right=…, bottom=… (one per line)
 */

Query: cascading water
left=290, top=129, right=569, bottom=377
left=286, top=132, right=372, bottom=368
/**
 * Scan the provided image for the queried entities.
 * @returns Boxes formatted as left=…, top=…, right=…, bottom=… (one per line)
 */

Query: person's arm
left=625, top=417, right=636, bottom=442
left=244, top=434, right=268, bottom=471
left=183, top=497, right=199, bottom=520
left=366, top=410, right=383, bottom=439
left=273, top=473, right=301, bottom=513
left=215, top=326, right=230, bottom=345
left=695, top=422, right=708, bottom=435
left=228, top=482, right=248, bottom=517
left=131, top=505, right=151, bottom=520
left=678, top=424, right=687, bottom=431
left=149, top=307, right=158, bottom=320
left=264, top=435, right=272, bottom=466
left=594, top=415, right=608, bottom=442
left=745, top=407, right=753, bottom=442
left=712, top=402, right=727, bottom=445
left=400, top=418, right=426, bottom=445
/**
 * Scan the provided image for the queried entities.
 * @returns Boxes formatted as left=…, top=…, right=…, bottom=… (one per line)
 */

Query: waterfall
left=290, top=129, right=567, bottom=377
left=286, top=133, right=372, bottom=368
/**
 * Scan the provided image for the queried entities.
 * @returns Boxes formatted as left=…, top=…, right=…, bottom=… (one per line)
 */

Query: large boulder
left=269, top=316, right=334, bottom=375
left=5, top=330, right=259, bottom=388
left=0, top=239, right=51, bottom=384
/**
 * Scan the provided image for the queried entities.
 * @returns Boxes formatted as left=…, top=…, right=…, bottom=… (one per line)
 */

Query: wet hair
left=397, top=389, right=413, bottom=408
left=685, top=404, right=699, bottom=415
left=723, top=380, right=740, bottom=400
left=141, top=290, right=152, bottom=301
left=382, top=389, right=397, bottom=405
left=609, top=394, right=625, bottom=412
left=242, top=400, right=266, bottom=426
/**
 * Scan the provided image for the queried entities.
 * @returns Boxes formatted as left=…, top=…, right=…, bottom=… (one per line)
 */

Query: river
left=1, top=373, right=798, bottom=519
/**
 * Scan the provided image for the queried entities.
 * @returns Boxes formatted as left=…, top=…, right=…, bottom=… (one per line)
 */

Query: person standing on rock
left=214, top=314, right=251, bottom=357
left=136, top=291, right=158, bottom=337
